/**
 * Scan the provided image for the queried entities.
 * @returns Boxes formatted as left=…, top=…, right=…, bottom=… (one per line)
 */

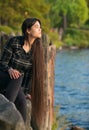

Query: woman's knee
left=15, top=74, right=24, bottom=81
left=10, top=75, right=24, bottom=85
left=5, top=75, right=24, bottom=101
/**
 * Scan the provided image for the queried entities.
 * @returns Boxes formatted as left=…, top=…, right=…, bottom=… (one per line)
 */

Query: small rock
left=71, top=126, right=85, bottom=130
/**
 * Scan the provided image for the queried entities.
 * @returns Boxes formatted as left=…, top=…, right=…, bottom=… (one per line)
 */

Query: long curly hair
left=22, top=18, right=45, bottom=127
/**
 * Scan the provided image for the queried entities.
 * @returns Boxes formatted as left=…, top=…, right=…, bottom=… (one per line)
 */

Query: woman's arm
left=0, top=38, right=13, bottom=71
left=0, top=37, right=21, bottom=79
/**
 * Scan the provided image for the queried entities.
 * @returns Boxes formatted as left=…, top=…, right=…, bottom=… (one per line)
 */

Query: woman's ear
left=26, top=28, right=31, bottom=35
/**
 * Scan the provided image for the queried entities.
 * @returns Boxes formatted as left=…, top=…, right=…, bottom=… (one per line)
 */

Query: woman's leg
left=15, top=87, right=27, bottom=123
left=5, top=75, right=23, bottom=102
left=0, top=71, right=27, bottom=122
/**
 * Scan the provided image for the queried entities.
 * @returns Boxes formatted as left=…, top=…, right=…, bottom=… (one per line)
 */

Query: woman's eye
left=35, top=25, right=41, bottom=28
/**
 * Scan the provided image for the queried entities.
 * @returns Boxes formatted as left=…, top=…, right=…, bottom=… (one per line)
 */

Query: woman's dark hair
left=21, top=18, right=45, bottom=127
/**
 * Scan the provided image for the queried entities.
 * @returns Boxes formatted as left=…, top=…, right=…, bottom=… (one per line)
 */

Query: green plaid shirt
left=0, top=36, right=33, bottom=94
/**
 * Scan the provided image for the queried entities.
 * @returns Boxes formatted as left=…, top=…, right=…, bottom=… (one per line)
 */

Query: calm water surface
left=55, top=49, right=89, bottom=130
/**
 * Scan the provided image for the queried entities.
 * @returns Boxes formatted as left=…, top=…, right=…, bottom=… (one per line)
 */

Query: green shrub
left=52, top=106, right=59, bottom=130
left=80, top=24, right=89, bottom=30
left=63, top=28, right=89, bottom=48
left=63, top=34, right=74, bottom=46
left=48, top=31, right=64, bottom=49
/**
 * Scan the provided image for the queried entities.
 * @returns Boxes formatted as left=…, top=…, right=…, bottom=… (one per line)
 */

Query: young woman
left=0, top=18, right=45, bottom=127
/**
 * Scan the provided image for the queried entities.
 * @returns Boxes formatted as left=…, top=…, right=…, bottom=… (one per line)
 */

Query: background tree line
left=0, top=0, right=50, bottom=32
left=0, top=0, right=89, bottom=48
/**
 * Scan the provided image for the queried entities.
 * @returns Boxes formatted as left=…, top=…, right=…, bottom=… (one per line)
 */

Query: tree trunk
left=63, top=14, right=67, bottom=29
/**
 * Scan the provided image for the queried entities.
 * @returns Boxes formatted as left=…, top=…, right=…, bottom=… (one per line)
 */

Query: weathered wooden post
left=40, top=34, right=56, bottom=130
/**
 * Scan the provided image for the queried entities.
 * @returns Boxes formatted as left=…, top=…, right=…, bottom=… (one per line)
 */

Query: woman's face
left=27, top=21, right=42, bottom=39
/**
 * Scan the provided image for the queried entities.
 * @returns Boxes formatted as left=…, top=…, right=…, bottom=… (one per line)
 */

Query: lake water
left=55, top=49, right=89, bottom=130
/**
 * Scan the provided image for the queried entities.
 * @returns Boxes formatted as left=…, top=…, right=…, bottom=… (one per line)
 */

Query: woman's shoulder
left=4, top=36, right=24, bottom=49
left=7, top=36, right=24, bottom=46
left=11, top=36, right=24, bottom=44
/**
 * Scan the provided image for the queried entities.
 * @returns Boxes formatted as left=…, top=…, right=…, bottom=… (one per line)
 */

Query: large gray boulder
left=0, top=94, right=25, bottom=130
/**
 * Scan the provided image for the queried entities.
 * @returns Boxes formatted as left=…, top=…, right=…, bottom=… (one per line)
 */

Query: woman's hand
left=8, top=68, right=21, bottom=79
left=26, top=94, right=31, bottom=100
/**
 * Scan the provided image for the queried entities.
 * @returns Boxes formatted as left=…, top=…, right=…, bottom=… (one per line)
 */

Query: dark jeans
left=0, top=70, right=27, bottom=122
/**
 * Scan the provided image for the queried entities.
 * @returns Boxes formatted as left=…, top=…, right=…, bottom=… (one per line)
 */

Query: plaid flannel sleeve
left=0, top=38, right=13, bottom=71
